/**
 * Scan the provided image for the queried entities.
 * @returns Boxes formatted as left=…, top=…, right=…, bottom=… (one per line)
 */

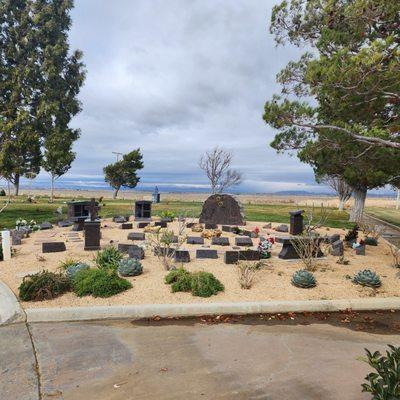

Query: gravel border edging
left=25, top=297, right=400, bottom=323
left=0, top=281, right=25, bottom=325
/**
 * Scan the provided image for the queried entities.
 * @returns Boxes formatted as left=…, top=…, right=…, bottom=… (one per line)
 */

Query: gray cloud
left=46, top=0, right=320, bottom=192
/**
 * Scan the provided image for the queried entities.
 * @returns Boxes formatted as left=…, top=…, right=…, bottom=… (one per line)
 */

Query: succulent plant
left=65, top=262, right=90, bottom=279
left=291, top=269, right=317, bottom=289
left=353, top=269, right=381, bottom=288
left=364, top=237, right=378, bottom=246
left=118, top=258, right=143, bottom=277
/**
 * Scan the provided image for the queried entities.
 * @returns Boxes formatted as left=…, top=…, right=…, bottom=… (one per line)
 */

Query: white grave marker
left=2, top=230, right=11, bottom=260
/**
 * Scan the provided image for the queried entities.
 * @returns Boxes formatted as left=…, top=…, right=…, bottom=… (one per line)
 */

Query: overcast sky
left=49, top=0, right=322, bottom=193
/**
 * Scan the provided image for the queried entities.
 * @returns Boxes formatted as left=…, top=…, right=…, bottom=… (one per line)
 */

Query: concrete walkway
left=1, top=311, right=399, bottom=400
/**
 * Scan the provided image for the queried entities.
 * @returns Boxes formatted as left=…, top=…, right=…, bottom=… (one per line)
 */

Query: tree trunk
left=14, top=174, right=20, bottom=196
left=50, top=175, right=55, bottom=203
left=338, top=197, right=345, bottom=211
left=113, top=187, right=120, bottom=199
left=349, top=187, right=367, bottom=223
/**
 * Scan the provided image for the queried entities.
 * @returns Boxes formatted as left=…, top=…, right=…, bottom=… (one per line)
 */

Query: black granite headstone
left=134, top=200, right=152, bottom=220
left=187, top=236, right=205, bottom=245
left=175, top=250, right=190, bottom=263
left=199, top=194, right=245, bottom=225
left=211, top=237, right=230, bottom=246
left=84, top=221, right=101, bottom=251
left=137, top=222, right=150, bottom=229
left=235, top=237, right=253, bottom=247
left=127, top=232, right=145, bottom=241
left=224, top=251, right=239, bottom=264
left=120, top=223, right=133, bottom=230
left=238, top=250, right=260, bottom=261
left=196, top=249, right=218, bottom=259
left=42, top=242, right=66, bottom=253
left=289, top=210, right=304, bottom=235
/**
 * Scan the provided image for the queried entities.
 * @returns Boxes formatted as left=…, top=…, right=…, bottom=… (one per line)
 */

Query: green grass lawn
left=365, top=207, right=400, bottom=228
left=0, top=195, right=354, bottom=229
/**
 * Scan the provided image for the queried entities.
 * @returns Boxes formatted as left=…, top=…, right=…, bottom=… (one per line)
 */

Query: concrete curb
left=26, top=297, right=400, bottom=323
left=0, top=281, right=25, bottom=325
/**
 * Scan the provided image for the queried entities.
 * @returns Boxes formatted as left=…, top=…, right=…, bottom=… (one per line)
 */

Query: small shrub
left=291, top=269, right=317, bottom=289
left=361, top=345, right=400, bottom=399
left=165, top=268, right=192, bottom=292
left=118, top=258, right=143, bottom=277
left=73, top=269, right=132, bottom=298
left=364, top=237, right=378, bottom=246
left=353, top=269, right=381, bottom=288
left=190, top=272, right=224, bottom=297
left=19, top=270, right=71, bottom=301
left=59, top=258, right=80, bottom=270
left=344, top=225, right=358, bottom=243
left=0, top=189, right=6, bottom=196
left=237, top=262, right=258, bottom=289
left=159, top=210, right=176, bottom=220
left=95, top=246, right=123, bottom=271
left=65, top=262, right=90, bottom=279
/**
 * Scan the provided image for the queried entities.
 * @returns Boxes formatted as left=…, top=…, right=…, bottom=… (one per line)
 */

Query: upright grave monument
left=199, top=194, right=245, bottom=226
left=289, top=210, right=304, bottom=235
left=67, top=200, right=95, bottom=231
left=134, top=200, right=152, bottom=221
left=84, top=198, right=101, bottom=251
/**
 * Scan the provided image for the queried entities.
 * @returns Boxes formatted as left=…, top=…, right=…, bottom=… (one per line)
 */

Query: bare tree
left=320, top=175, right=352, bottom=211
left=199, top=147, right=242, bottom=194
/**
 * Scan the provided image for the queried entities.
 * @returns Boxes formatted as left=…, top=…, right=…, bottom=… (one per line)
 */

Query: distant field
left=365, top=207, right=400, bottom=228
left=0, top=195, right=353, bottom=229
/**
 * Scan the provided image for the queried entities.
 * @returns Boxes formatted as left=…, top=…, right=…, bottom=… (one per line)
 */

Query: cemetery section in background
left=0, top=219, right=398, bottom=310
left=0, top=195, right=355, bottom=230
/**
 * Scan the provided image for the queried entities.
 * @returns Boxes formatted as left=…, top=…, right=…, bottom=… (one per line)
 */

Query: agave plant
left=118, top=258, right=143, bottom=277
left=66, top=262, right=90, bottom=279
left=353, top=269, right=381, bottom=288
left=291, top=269, right=316, bottom=289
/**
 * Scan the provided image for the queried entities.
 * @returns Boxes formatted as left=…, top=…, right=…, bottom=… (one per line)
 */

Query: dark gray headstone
left=39, top=221, right=53, bottom=230
left=331, top=240, right=344, bottom=256
left=224, top=251, right=239, bottom=264
left=199, top=194, right=245, bottom=226
left=329, top=234, right=341, bottom=244
left=175, top=250, right=190, bottom=263
left=277, top=237, right=324, bottom=260
left=42, top=242, right=66, bottom=253
left=128, top=246, right=145, bottom=260
left=187, top=236, right=205, bottom=245
left=235, top=237, right=253, bottom=247
left=289, top=210, right=304, bottom=235
left=154, top=247, right=175, bottom=257
left=84, top=221, right=101, bottom=251
left=11, top=230, right=23, bottom=245
left=238, top=250, right=260, bottom=261
left=222, top=225, right=236, bottom=233
left=355, top=245, right=365, bottom=255
left=127, top=232, right=145, bottom=241
left=196, top=249, right=218, bottom=259
left=58, top=220, right=73, bottom=228
left=186, top=222, right=196, bottom=228
left=154, top=221, right=167, bottom=228
left=275, top=224, right=289, bottom=233
left=205, top=223, right=218, bottom=229
left=113, top=216, right=127, bottom=223
left=211, top=237, right=230, bottom=246
left=120, top=223, right=133, bottom=230
left=137, top=222, right=150, bottom=229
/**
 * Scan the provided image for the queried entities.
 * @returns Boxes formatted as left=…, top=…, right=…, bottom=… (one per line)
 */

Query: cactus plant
left=291, top=269, right=317, bottom=288
left=353, top=269, right=381, bottom=288
left=65, top=262, right=90, bottom=279
left=118, top=258, right=143, bottom=277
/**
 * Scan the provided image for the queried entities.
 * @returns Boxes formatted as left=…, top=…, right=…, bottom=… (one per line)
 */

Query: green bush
left=0, top=189, right=6, bottom=196
left=159, top=210, right=176, bottom=219
left=59, top=258, right=80, bottom=270
left=19, top=270, right=71, bottom=301
left=190, top=272, right=224, bottom=297
left=165, top=268, right=192, bottom=292
left=73, top=268, right=132, bottom=298
left=361, top=345, right=400, bottom=399
left=65, top=262, right=90, bottom=279
left=95, top=246, right=123, bottom=271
